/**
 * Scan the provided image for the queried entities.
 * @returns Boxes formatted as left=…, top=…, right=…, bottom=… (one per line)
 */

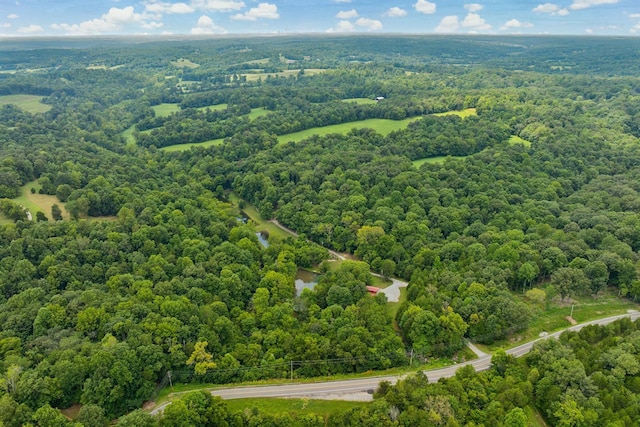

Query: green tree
left=186, top=341, right=216, bottom=375
left=51, top=204, right=63, bottom=221
left=77, top=404, right=107, bottom=427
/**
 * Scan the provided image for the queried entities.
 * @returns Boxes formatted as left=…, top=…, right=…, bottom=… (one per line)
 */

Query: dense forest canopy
left=0, top=35, right=640, bottom=425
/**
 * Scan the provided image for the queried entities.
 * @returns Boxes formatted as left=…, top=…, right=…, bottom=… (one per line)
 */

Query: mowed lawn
left=277, top=117, right=422, bottom=146
left=0, top=94, right=51, bottom=114
left=241, top=68, right=325, bottom=82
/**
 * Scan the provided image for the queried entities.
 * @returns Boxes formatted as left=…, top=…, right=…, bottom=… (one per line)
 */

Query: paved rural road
left=150, top=311, right=640, bottom=415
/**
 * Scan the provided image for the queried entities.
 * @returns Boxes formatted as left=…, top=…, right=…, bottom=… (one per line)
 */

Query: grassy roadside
left=228, top=193, right=293, bottom=240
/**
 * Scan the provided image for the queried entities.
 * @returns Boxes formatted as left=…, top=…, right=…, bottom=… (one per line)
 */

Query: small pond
left=256, top=232, right=269, bottom=248
left=295, top=268, right=319, bottom=295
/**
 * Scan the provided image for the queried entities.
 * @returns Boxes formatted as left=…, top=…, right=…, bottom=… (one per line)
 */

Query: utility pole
left=570, top=304, right=575, bottom=318
left=290, top=361, right=293, bottom=381
left=168, top=371, right=173, bottom=388
left=409, top=348, right=413, bottom=366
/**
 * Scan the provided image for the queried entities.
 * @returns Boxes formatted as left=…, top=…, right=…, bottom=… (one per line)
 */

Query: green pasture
left=509, top=135, right=532, bottom=147
left=15, top=181, right=70, bottom=220
left=160, top=138, right=225, bottom=152
left=171, top=58, right=199, bottom=69
left=241, top=68, right=325, bottom=82
left=342, top=98, right=377, bottom=105
left=152, top=103, right=180, bottom=117
left=197, top=103, right=228, bottom=112
left=412, top=155, right=468, bottom=167
left=433, top=108, right=477, bottom=118
left=225, top=398, right=367, bottom=418
left=277, top=117, right=421, bottom=146
left=0, top=94, right=51, bottom=114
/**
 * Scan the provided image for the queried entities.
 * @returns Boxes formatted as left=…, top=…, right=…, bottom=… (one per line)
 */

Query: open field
left=242, top=58, right=270, bottom=65
left=277, top=117, right=421, bottom=145
left=342, top=98, right=377, bottom=105
left=0, top=94, right=51, bottom=114
left=433, top=108, right=477, bottom=118
left=247, top=107, right=270, bottom=120
left=412, top=155, right=468, bottom=167
left=15, top=181, right=70, bottom=220
left=241, top=68, right=325, bottom=82
left=152, top=103, right=180, bottom=117
left=225, top=398, right=367, bottom=418
left=160, top=138, right=225, bottom=152
left=171, top=58, right=199, bottom=69
left=197, top=103, right=228, bottom=112
left=122, top=125, right=136, bottom=145
left=509, top=135, right=532, bottom=147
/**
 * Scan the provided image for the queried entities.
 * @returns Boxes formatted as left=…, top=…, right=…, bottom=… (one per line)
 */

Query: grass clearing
left=160, top=138, right=225, bottom=152
left=15, top=181, right=70, bottom=220
left=342, top=98, right=376, bottom=105
left=509, top=135, right=532, bottom=147
left=412, top=155, right=468, bottom=167
left=152, top=103, right=180, bottom=117
left=524, top=405, right=549, bottom=427
left=228, top=193, right=293, bottom=240
left=386, top=287, right=407, bottom=322
left=247, top=107, right=270, bottom=120
left=225, top=398, right=367, bottom=418
left=197, top=103, right=228, bottom=112
left=0, top=94, right=51, bottom=114
left=277, top=117, right=421, bottom=146
left=121, top=125, right=136, bottom=145
left=433, top=108, right=477, bottom=118
left=242, top=58, right=270, bottom=65
left=171, top=58, right=199, bottom=69
left=485, top=288, right=640, bottom=351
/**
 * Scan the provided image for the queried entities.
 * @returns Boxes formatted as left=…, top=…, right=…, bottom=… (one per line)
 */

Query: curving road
left=150, top=311, right=639, bottom=415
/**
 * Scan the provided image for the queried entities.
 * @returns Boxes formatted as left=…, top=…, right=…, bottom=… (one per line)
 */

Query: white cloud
left=385, top=7, right=407, bottom=17
left=585, top=28, right=593, bottom=33
left=532, top=3, right=569, bottom=15
left=356, top=17, right=383, bottom=31
left=191, top=0, right=245, bottom=11
left=333, top=0, right=352, bottom=3
left=144, top=1, right=194, bottom=14
left=462, top=13, right=491, bottom=30
left=232, top=2, right=278, bottom=20
left=7, top=14, right=18, bottom=19
left=630, top=13, right=640, bottom=18
left=414, top=0, right=436, bottom=15
left=501, top=19, right=533, bottom=30
left=191, top=14, right=227, bottom=33
left=326, top=20, right=355, bottom=32
left=434, top=15, right=459, bottom=33
left=17, top=24, right=43, bottom=34
left=336, top=9, right=358, bottom=19
left=0, top=23, right=11, bottom=28
left=632, top=23, right=640, bottom=33
left=570, top=0, right=618, bottom=10
left=464, top=4, right=483, bottom=12
left=51, top=6, right=149, bottom=35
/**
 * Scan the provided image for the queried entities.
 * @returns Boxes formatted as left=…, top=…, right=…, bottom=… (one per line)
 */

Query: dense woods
left=1, top=35, right=640, bottom=425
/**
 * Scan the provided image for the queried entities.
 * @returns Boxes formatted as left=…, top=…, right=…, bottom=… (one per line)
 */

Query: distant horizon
left=1, top=1, right=639, bottom=38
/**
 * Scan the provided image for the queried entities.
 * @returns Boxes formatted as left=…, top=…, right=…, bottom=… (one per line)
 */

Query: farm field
left=277, top=117, right=421, bottom=145
left=160, top=137, right=225, bottom=152
left=241, top=68, right=325, bottom=82
left=152, top=103, right=180, bottom=117
left=0, top=94, right=51, bottom=113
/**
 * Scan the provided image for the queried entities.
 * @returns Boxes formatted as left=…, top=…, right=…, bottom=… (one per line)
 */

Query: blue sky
left=1, top=0, right=639, bottom=37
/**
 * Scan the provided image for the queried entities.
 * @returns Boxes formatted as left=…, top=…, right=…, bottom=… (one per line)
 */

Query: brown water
left=295, top=268, right=319, bottom=294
